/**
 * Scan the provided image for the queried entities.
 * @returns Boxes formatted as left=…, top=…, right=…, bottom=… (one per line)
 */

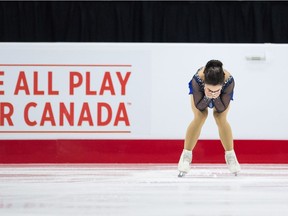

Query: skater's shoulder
left=195, top=67, right=205, bottom=81
left=223, top=69, right=234, bottom=83
left=224, top=69, right=232, bottom=79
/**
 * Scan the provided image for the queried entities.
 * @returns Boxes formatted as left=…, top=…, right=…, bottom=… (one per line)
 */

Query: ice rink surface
left=0, top=164, right=288, bottom=216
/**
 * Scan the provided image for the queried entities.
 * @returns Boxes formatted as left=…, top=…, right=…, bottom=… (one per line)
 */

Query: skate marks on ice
left=0, top=164, right=288, bottom=216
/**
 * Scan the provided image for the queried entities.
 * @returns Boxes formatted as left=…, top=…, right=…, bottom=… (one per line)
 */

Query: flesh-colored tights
left=184, top=96, right=233, bottom=151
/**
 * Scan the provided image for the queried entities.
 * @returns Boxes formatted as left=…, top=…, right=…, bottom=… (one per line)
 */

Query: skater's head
left=204, top=60, right=225, bottom=86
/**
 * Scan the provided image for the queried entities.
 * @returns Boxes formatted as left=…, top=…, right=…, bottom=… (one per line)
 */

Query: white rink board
left=0, top=43, right=288, bottom=139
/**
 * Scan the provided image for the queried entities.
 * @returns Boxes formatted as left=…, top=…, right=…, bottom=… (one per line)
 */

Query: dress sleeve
left=191, top=78, right=212, bottom=111
left=213, top=78, right=235, bottom=113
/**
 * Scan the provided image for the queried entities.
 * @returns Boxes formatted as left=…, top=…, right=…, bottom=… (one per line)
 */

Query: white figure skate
left=225, top=150, right=241, bottom=176
left=177, top=149, right=192, bottom=177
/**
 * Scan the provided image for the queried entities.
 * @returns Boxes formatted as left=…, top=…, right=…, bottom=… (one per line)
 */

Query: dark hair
left=203, top=60, right=225, bottom=85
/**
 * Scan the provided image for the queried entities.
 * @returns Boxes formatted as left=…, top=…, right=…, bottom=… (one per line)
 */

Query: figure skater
left=178, top=60, right=241, bottom=177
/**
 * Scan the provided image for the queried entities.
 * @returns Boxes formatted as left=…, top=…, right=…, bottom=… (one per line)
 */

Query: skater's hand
left=204, top=87, right=221, bottom=99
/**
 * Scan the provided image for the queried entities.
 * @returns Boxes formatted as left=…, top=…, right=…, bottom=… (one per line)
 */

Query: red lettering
left=0, top=71, right=4, bottom=95
left=99, top=72, right=115, bottom=95
left=14, top=71, right=30, bottom=95
left=33, top=72, right=44, bottom=95
left=114, top=103, right=130, bottom=126
left=59, top=102, right=74, bottom=126
left=24, top=102, right=37, bottom=126
left=40, top=103, right=56, bottom=126
left=97, top=103, right=112, bottom=126
left=86, top=72, right=97, bottom=95
left=78, top=102, right=93, bottom=126
left=0, top=102, right=14, bottom=126
left=48, top=72, right=59, bottom=95
left=116, top=72, right=131, bottom=95
left=69, top=72, right=83, bottom=95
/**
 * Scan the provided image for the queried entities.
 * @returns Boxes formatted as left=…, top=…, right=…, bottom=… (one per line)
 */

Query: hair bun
left=205, top=60, right=223, bottom=68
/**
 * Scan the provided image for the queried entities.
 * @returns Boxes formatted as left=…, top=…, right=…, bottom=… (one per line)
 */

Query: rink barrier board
left=0, top=139, right=288, bottom=163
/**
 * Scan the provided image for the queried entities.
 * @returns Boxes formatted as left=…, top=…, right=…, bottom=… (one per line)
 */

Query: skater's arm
left=213, top=78, right=235, bottom=113
left=191, top=78, right=211, bottom=111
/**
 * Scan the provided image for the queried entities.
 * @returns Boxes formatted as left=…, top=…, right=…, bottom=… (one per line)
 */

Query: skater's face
left=204, top=84, right=222, bottom=94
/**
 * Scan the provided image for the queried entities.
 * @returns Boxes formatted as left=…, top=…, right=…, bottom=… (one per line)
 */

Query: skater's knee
left=194, top=109, right=208, bottom=122
left=213, top=111, right=227, bottom=126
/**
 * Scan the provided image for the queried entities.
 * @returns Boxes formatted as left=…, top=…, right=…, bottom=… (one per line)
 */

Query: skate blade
left=233, top=172, right=240, bottom=176
left=178, top=171, right=187, bottom=178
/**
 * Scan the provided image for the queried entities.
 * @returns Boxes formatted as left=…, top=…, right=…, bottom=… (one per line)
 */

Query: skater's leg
left=213, top=106, right=241, bottom=174
left=184, top=96, right=208, bottom=151
left=213, top=105, right=233, bottom=151
left=178, top=96, right=208, bottom=176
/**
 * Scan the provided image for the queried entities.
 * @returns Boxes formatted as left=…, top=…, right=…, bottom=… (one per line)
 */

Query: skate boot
left=225, top=150, right=241, bottom=176
left=177, top=149, right=192, bottom=177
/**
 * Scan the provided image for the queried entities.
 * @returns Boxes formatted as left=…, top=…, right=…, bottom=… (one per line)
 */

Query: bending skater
left=178, top=60, right=241, bottom=177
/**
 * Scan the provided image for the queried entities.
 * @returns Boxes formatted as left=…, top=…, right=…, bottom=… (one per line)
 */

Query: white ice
left=0, top=164, right=288, bottom=216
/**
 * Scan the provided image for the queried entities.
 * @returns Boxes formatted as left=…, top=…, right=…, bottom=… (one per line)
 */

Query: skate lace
left=183, top=153, right=192, bottom=163
left=226, top=155, right=236, bottom=166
